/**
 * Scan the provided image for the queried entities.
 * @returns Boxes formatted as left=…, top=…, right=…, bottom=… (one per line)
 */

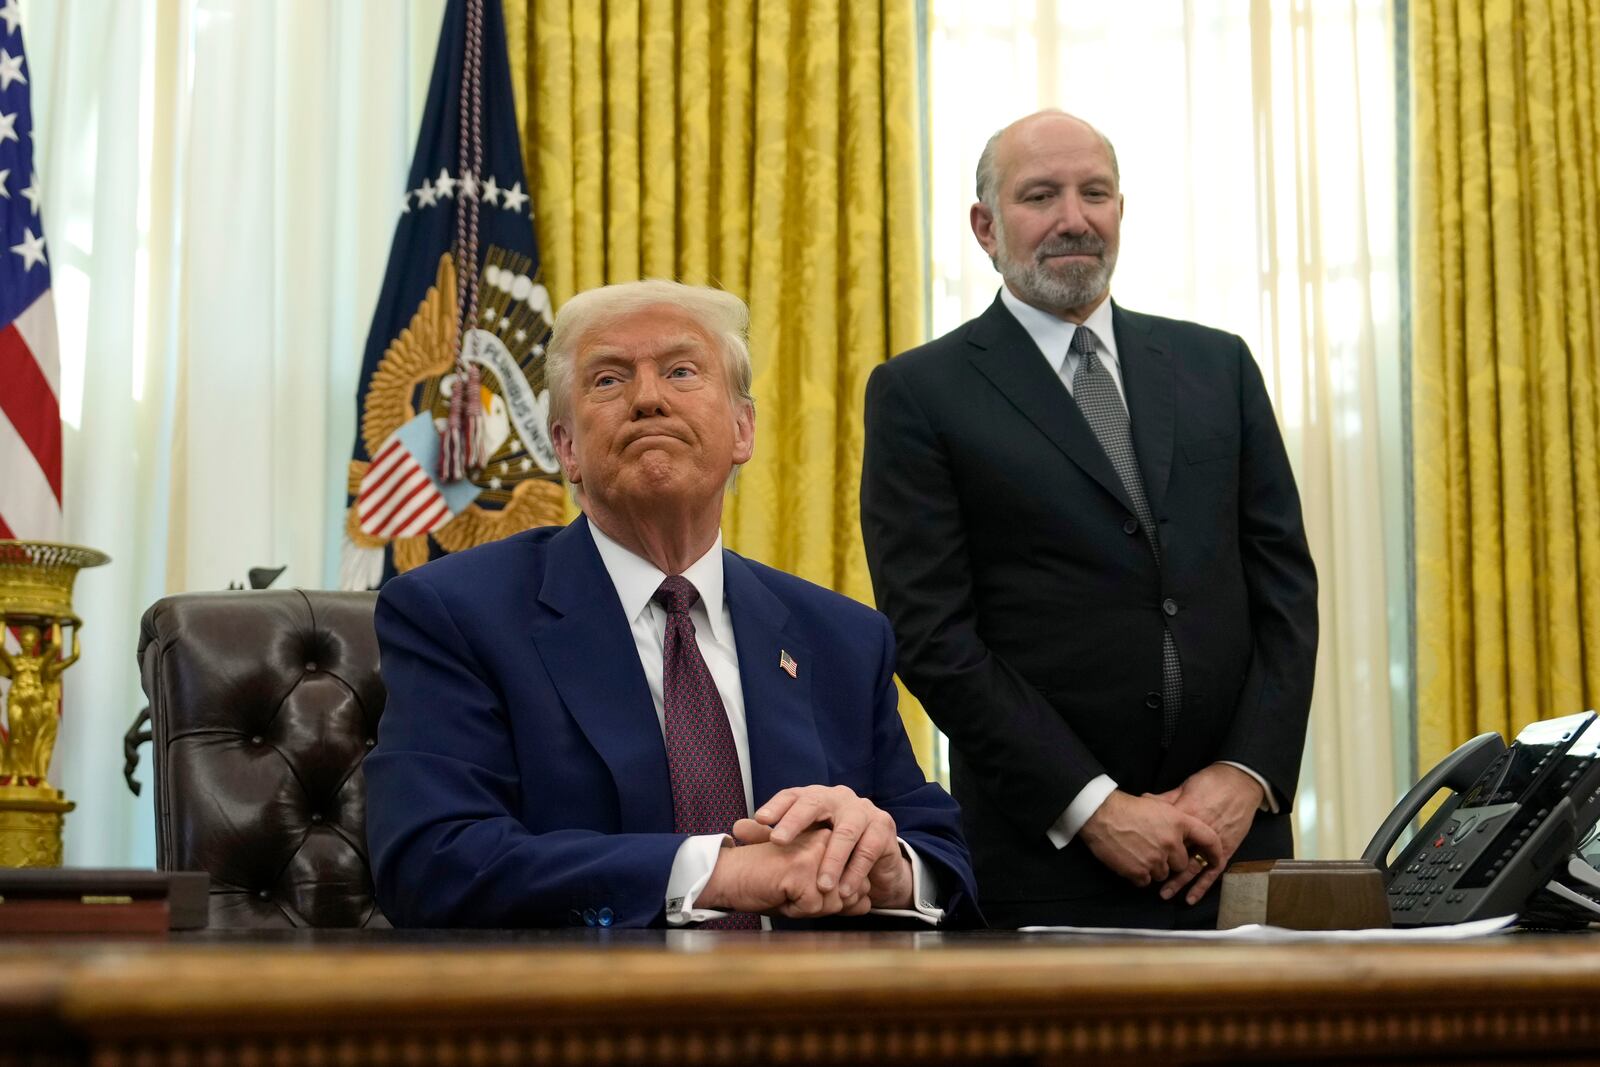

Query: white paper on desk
left=1019, top=914, right=1519, bottom=942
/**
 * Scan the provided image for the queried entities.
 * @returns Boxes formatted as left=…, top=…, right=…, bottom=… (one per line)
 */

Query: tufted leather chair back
left=138, top=590, right=390, bottom=928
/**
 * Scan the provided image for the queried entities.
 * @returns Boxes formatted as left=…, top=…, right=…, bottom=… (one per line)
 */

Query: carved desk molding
left=5, top=930, right=1600, bottom=1066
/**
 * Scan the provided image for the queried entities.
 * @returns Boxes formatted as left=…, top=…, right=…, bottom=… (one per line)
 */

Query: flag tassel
left=439, top=0, right=486, bottom=486
left=440, top=363, right=483, bottom=483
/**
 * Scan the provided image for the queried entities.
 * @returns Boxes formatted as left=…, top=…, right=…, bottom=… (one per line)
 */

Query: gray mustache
left=1036, top=238, right=1105, bottom=259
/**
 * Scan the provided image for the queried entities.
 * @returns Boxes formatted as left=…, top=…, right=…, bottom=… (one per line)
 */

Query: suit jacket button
left=1145, top=692, right=1163, bottom=710
left=1162, top=598, right=1179, bottom=616
left=1123, top=518, right=1139, bottom=535
left=598, top=907, right=614, bottom=927
left=583, top=908, right=598, bottom=927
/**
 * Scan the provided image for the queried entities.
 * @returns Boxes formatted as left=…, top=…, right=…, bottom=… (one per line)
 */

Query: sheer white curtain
left=22, top=0, right=445, bottom=865
left=927, top=0, right=1407, bottom=860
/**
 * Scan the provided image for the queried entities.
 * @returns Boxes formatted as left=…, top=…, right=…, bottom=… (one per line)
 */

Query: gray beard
left=994, top=228, right=1117, bottom=313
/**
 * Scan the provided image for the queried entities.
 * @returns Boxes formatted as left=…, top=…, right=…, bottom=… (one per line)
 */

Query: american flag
left=0, top=3, right=59, bottom=543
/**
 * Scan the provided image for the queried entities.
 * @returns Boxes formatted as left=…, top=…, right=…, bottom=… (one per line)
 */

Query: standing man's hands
left=1151, top=763, right=1265, bottom=905
left=1079, top=790, right=1224, bottom=891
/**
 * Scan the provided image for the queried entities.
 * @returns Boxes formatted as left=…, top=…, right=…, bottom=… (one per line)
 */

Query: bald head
left=968, top=110, right=1124, bottom=321
left=975, top=110, right=1120, bottom=212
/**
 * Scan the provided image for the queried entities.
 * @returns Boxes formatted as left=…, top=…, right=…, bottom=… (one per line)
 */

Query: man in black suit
left=860, top=110, right=1318, bottom=928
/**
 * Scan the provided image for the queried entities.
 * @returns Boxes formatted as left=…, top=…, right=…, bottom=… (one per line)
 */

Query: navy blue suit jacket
left=365, top=516, right=979, bottom=928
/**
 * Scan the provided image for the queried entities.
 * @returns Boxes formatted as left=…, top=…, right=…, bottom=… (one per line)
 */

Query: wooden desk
left=5, top=930, right=1600, bottom=1066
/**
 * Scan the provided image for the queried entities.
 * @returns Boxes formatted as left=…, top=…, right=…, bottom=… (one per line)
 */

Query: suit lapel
left=722, top=553, right=826, bottom=810
left=533, top=517, right=675, bottom=834
left=1113, top=304, right=1176, bottom=516
left=966, top=296, right=1136, bottom=515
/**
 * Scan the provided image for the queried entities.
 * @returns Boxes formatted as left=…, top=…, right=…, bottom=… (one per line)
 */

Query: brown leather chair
left=138, top=590, right=389, bottom=928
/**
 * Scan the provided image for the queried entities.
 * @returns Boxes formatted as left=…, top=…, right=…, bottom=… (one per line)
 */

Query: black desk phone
left=1361, top=710, right=1600, bottom=926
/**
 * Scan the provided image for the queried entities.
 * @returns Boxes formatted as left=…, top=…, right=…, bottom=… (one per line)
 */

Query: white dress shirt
left=996, top=288, right=1279, bottom=849
left=585, top=519, right=943, bottom=925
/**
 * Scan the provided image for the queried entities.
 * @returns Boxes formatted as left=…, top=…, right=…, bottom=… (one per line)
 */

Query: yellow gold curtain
left=501, top=0, right=935, bottom=765
left=1413, top=0, right=1600, bottom=768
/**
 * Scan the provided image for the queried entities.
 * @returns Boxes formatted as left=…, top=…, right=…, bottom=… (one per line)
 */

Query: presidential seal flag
left=341, top=0, right=563, bottom=591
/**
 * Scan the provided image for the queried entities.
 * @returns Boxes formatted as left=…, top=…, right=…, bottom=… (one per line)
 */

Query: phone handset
left=1360, top=731, right=1506, bottom=872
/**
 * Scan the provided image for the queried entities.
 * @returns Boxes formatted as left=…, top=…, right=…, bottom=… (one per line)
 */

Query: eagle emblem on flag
left=340, top=0, right=565, bottom=588
left=345, top=251, right=563, bottom=576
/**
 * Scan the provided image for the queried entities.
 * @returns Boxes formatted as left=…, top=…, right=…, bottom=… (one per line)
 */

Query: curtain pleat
left=1413, top=0, right=1600, bottom=767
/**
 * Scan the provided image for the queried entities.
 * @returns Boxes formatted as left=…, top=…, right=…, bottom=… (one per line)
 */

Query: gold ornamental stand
left=0, top=540, right=109, bottom=867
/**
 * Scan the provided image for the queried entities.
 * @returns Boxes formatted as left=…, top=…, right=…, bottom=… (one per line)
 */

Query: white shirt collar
left=998, top=286, right=1121, bottom=374
left=586, top=518, right=731, bottom=645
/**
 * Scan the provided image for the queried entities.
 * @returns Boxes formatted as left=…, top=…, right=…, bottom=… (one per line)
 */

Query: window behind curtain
left=924, top=0, right=1408, bottom=860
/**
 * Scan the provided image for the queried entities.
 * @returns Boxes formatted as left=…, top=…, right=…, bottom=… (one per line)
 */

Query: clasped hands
left=696, top=785, right=916, bottom=919
left=1079, top=763, right=1264, bottom=906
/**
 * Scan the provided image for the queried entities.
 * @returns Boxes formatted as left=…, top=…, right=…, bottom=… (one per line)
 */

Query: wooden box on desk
left=0, top=869, right=209, bottom=935
left=1218, top=859, right=1391, bottom=930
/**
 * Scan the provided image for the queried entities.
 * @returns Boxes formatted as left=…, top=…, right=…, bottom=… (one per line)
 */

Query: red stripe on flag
left=0, top=513, right=13, bottom=538
left=358, top=440, right=405, bottom=501
left=386, top=480, right=441, bottom=533
left=396, top=497, right=449, bottom=539
left=359, top=460, right=424, bottom=520
left=0, top=325, right=63, bottom=503
left=373, top=478, right=433, bottom=536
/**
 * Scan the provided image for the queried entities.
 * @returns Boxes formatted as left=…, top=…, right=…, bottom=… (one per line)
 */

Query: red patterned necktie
left=654, top=575, right=760, bottom=929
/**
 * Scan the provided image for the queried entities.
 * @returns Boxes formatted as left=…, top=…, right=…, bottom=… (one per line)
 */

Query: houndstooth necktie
left=654, top=575, right=761, bottom=929
left=1069, top=325, right=1183, bottom=744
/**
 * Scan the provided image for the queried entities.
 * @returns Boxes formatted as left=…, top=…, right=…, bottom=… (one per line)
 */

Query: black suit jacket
left=860, top=295, right=1318, bottom=926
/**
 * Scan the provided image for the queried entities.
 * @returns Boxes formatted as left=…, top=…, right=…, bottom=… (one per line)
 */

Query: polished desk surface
left=6, top=929, right=1600, bottom=1066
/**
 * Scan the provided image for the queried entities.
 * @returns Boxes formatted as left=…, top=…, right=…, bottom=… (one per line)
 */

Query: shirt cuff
left=868, top=838, right=944, bottom=925
left=667, top=835, right=947, bottom=926
left=665, top=833, right=733, bottom=925
left=1219, top=761, right=1279, bottom=813
left=1047, top=774, right=1118, bottom=849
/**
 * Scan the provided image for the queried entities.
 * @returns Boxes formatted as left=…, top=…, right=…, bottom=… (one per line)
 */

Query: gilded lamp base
left=0, top=783, right=75, bottom=867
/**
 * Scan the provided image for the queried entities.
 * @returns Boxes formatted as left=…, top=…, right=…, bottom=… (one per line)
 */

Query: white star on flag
left=435, top=168, right=457, bottom=199
left=415, top=182, right=438, bottom=208
left=1, top=14, right=63, bottom=546
left=457, top=171, right=479, bottom=200
left=399, top=190, right=411, bottom=214
left=481, top=176, right=502, bottom=205
left=501, top=181, right=528, bottom=213
left=10, top=226, right=46, bottom=270
left=0, top=48, right=24, bottom=90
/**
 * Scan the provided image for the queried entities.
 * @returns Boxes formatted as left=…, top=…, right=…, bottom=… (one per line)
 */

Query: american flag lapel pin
left=779, top=649, right=798, bottom=679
